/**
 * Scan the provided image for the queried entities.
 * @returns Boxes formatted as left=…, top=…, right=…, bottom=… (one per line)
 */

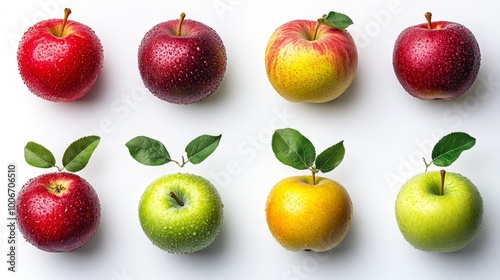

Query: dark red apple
left=138, top=13, right=227, bottom=104
left=393, top=12, right=480, bottom=100
left=17, top=8, right=103, bottom=102
left=16, top=172, right=101, bottom=252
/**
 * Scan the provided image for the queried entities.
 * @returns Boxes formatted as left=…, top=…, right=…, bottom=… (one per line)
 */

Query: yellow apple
left=265, top=176, right=353, bottom=252
left=265, top=17, right=358, bottom=103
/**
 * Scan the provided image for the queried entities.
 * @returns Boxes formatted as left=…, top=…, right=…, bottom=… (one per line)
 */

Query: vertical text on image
left=6, top=164, right=17, bottom=273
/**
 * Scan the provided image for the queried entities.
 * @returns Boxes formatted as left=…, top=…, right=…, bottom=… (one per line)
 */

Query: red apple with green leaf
left=393, top=12, right=481, bottom=100
left=138, top=13, right=227, bottom=104
left=17, top=8, right=104, bottom=102
left=16, top=136, right=101, bottom=252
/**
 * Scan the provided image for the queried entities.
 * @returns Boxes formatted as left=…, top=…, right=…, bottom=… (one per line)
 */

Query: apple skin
left=15, top=172, right=101, bottom=252
left=393, top=21, right=480, bottom=100
left=138, top=173, right=224, bottom=254
left=17, top=18, right=103, bottom=102
left=266, top=176, right=352, bottom=252
left=138, top=18, right=227, bottom=104
left=395, top=171, right=483, bottom=252
left=265, top=20, right=358, bottom=103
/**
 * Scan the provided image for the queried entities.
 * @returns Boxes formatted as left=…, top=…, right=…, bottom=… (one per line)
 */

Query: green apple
left=394, top=132, right=483, bottom=252
left=139, top=173, right=223, bottom=254
left=126, top=134, right=224, bottom=254
left=395, top=171, right=483, bottom=252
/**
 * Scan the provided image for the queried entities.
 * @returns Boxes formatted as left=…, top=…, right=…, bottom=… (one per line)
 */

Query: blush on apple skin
left=17, top=19, right=103, bottom=102
left=393, top=21, right=481, bottom=100
left=265, top=19, right=358, bottom=103
left=138, top=19, right=227, bottom=105
left=16, top=172, right=101, bottom=252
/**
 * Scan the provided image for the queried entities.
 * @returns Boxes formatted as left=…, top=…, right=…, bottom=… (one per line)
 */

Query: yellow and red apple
left=265, top=12, right=358, bottom=103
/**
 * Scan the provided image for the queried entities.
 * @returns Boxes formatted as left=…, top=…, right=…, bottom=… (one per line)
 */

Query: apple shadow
left=329, top=216, right=358, bottom=256
left=442, top=218, right=490, bottom=257
left=422, top=69, right=490, bottom=108
left=71, top=221, right=106, bottom=256
left=191, top=72, right=233, bottom=107
left=293, top=216, right=359, bottom=261
left=75, top=67, right=110, bottom=105
left=186, top=218, right=231, bottom=257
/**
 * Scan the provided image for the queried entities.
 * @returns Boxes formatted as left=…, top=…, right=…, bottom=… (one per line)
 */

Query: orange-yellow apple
left=266, top=176, right=352, bottom=252
left=266, top=128, right=352, bottom=252
left=265, top=12, right=358, bottom=103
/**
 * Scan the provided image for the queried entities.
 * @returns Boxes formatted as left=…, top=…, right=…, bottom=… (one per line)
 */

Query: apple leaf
left=272, top=128, right=315, bottom=170
left=125, top=136, right=171, bottom=166
left=431, top=132, right=476, bottom=167
left=320, top=11, right=354, bottom=30
left=185, top=134, right=222, bottom=165
left=62, top=136, right=101, bottom=172
left=315, top=141, right=345, bottom=173
left=24, top=142, right=56, bottom=169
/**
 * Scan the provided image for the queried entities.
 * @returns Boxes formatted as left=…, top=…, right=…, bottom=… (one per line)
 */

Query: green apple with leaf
left=126, top=134, right=224, bottom=254
left=265, top=128, right=352, bottom=252
left=395, top=132, right=483, bottom=252
left=16, top=136, right=101, bottom=252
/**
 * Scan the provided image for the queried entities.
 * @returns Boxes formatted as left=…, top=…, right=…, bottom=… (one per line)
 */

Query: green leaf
left=320, top=11, right=354, bottom=29
left=315, top=141, right=345, bottom=173
left=431, top=132, right=476, bottom=167
left=125, top=136, right=171, bottom=166
left=185, top=134, right=222, bottom=165
left=24, top=142, right=56, bottom=169
left=62, top=136, right=101, bottom=172
left=272, top=128, right=315, bottom=170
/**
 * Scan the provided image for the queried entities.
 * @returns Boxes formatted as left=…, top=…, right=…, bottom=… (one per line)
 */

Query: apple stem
left=310, top=168, right=319, bottom=185
left=177, top=12, right=186, bottom=36
left=169, top=192, right=185, bottom=207
left=425, top=12, right=433, bottom=30
left=440, top=170, right=446, bottom=196
left=312, top=20, right=322, bottom=41
left=60, top=8, right=72, bottom=37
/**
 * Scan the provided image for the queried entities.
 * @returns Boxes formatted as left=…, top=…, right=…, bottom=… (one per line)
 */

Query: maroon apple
left=16, top=172, right=101, bottom=252
left=17, top=8, right=103, bottom=102
left=393, top=12, right=480, bottom=100
left=138, top=13, right=227, bottom=104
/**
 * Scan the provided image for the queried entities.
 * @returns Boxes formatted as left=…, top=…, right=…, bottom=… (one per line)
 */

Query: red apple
left=17, top=8, right=104, bottom=102
left=393, top=12, right=481, bottom=100
left=138, top=13, right=227, bottom=104
left=16, top=172, right=101, bottom=252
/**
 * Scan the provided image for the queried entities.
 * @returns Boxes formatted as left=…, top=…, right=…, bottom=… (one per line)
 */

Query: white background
left=1, top=0, right=500, bottom=279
